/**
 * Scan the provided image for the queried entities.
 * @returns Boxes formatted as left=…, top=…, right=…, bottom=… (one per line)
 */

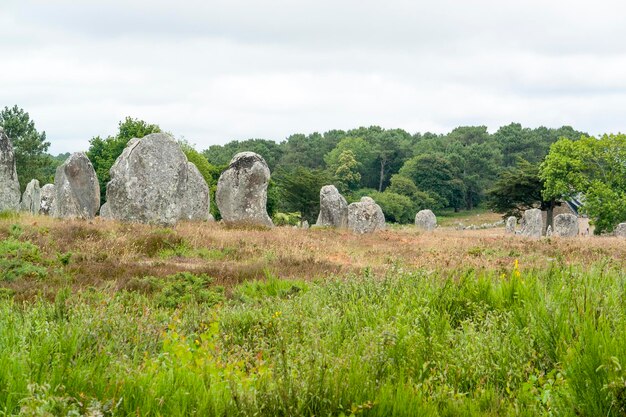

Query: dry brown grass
left=1, top=213, right=625, bottom=300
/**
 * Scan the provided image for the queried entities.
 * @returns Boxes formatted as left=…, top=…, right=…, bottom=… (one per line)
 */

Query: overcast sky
left=1, top=0, right=625, bottom=154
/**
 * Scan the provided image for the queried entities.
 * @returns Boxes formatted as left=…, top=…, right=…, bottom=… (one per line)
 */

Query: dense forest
left=4, top=105, right=626, bottom=233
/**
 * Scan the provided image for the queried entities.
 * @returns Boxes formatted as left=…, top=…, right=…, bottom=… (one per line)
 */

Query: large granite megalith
left=315, top=185, right=348, bottom=228
left=553, top=213, right=579, bottom=237
left=52, top=153, right=100, bottom=219
left=347, top=196, right=385, bottom=234
left=0, top=128, right=21, bottom=211
left=39, top=184, right=55, bottom=215
left=21, top=179, right=41, bottom=214
left=216, top=152, right=273, bottom=227
left=415, top=209, right=437, bottom=231
left=520, top=208, right=542, bottom=238
left=614, top=223, right=626, bottom=238
left=105, top=133, right=211, bottom=225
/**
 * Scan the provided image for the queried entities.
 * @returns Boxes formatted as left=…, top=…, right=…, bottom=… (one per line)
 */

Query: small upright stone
left=216, top=152, right=273, bottom=227
left=316, top=185, right=348, bottom=228
left=39, top=184, right=55, bottom=215
left=347, top=196, right=385, bottom=234
left=52, top=152, right=100, bottom=219
left=505, top=216, right=517, bottom=233
left=545, top=225, right=553, bottom=237
left=99, top=202, right=111, bottom=219
left=614, top=223, right=626, bottom=238
left=553, top=213, right=579, bottom=237
left=0, top=128, right=21, bottom=211
left=21, top=179, right=41, bottom=214
left=520, top=208, right=542, bottom=238
left=415, top=209, right=437, bottom=231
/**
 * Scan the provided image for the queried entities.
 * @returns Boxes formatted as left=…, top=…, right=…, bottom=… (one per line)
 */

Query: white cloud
left=1, top=0, right=625, bottom=153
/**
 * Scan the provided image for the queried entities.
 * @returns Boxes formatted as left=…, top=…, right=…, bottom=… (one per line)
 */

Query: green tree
left=0, top=105, right=53, bottom=190
left=487, top=159, right=552, bottom=219
left=274, top=167, right=331, bottom=223
left=87, top=117, right=161, bottom=202
left=540, top=135, right=626, bottom=234
left=333, top=150, right=361, bottom=193
left=399, top=154, right=464, bottom=210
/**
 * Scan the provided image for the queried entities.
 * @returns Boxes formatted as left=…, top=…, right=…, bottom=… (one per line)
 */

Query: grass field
left=1, top=212, right=626, bottom=416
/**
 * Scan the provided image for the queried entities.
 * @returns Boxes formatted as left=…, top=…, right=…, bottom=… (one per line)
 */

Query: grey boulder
left=553, top=213, right=579, bottom=237
left=39, top=184, right=55, bottom=215
left=316, top=185, right=348, bottom=228
left=505, top=216, right=517, bottom=233
left=21, top=179, right=41, bottom=214
left=216, top=152, right=273, bottom=227
left=0, top=127, right=21, bottom=211
left=52, top=153, right=100, bottom=219
left=415, top=209, right=437, bottom=231
left=347, top=196, right=385, bottom=234
left=105, top=133, right=211, bottom=225
left=520, top=208, right=542, bottom=238
left=614, top=223, right=626, bottom=238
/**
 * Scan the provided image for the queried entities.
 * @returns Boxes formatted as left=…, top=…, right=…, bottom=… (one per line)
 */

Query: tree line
left=2, top=105, right=624, bottom=233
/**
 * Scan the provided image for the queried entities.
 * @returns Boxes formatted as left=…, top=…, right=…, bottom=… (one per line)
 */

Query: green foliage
left=399, top=153, right=465, bottom=210
left=274, top=167, right=331, bottom=223
left=0, top=238, right=47, bottom=281
left=86, top=116, right=161, bottom=203
left=0, top=105, right=53, bottom=190
left=368, top=191, right=416, bottom=223
left=1, top=265, right=626, bottom=415
left=272, top=211, right=302, bottom=226
left=204, top=138, right=284, bottom=171
left=487, top=159, right=546, bottom=218
left=333, top=150, right=361, bottom=193
left=540, top=134, right=626, bottom=233
left=155, top=272, right=224, bottom=308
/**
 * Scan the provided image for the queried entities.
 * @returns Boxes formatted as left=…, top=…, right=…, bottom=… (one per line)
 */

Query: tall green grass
left=1, top=263, right=625, bottom=416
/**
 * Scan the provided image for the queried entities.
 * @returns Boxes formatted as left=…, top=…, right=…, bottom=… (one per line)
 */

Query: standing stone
left=52, top=153, right=100, bottom=219
left=614, top=223, right=626, bottom=238
left=106, top=133, right=211, bottom=225
left=347, top=196, right=385, bottom=234
left=180, top=162, right=214, bottom=221
left=99, top=202, right=111, bottom=219
left=415, top=209, right=437, bottom=231
left=520, top=208, right=543, bottom=238
left=505, top=216, right=517, bottom=233
left=39, top=184, right=55, bottom=215
left=553, top=213, right=579, bottom=237
left=0, top=128, right=21, bottom=211
left=216, top=152, right=273, bottom=227
left=545, top=225, right=553, bottom=237
left=315, top=185, right=348, bottom=228
left=20, top=179, right=41, bottom=214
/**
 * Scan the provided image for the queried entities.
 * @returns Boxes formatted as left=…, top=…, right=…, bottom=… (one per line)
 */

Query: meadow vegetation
left=1, top=213, right=626, bottom=416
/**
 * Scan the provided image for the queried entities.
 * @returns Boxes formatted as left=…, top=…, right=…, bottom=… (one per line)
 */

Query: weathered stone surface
left=216, top=152, right=273, bottom=227
left=52, top=153, right=100, bottom=219
left=553, top=213, right=579, bottom=237
left=39, top=184, right=55, bottom=215
left=614, top=223, right=626, bottom=238
left=415, top=209, right=437, bottom=231
left=105, top=133, right=211, bottom=225
left=347, top=196, right=385, bottom=234
left=315, top=185, right=348, bottom=228
left=520, top=208, right=543, bottom=238
left=0, top=128, right=21, bottom=211
left=99, top=202, right=111, bottom=219
left=180, top=162, right=213, bottom=221
left=505, top=216, right=517, bottom=233
left=545, top=225, right=553, bottom=237
left=20, top=179, right=41, bottom=214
